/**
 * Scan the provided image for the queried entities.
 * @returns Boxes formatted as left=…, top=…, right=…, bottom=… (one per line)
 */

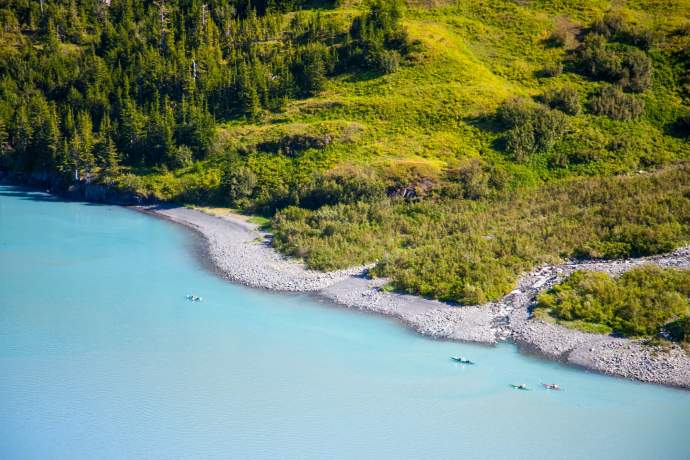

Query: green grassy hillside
left=130, top=0, right=690, bottom=206
left=2, top=0, right=689, bottom=304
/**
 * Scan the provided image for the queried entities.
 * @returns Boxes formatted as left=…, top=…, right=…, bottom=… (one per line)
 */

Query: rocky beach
left=145, top=205, right=690, bottom=389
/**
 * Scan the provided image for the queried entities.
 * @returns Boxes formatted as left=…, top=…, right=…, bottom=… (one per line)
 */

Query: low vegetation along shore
left=147, top=205, right=690, bottom=389
left=2, top=1, right=689, bottom=387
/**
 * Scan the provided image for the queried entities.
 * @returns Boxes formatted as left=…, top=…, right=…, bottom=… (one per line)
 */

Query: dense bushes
left=536, top=266, right=690, bottom=339
left=574, top=12, right=656, bottom=94
left=539, top=63, right=563, bottom=77
left=541, top=87, right=581, bottom=115
left=256, top=133, right=333, bottom=157
left=589, top=86, right=644, bottom=120
left=272, top=163, right=690, bottom=304
left=496, top=98, right=567, bottom=161
left=590, top=12, right=627, bottom=39
left=591, top=11, right=660, bottom=50
left=443, top=158, right=506, bottom=200
left=575, top=34, right=652, bottom=92
left=243, top=160, right=440, bottom=212
left=224, top=166, right=257, bottom=205
left=299, top=167, right=386, bottom=209
left=343, top=0, right=412, bottom=74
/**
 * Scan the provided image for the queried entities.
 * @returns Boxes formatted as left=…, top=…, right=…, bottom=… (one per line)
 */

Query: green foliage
left=547, top=26, right=573, bottom=48
left=591, top=11, right=660, bottom=51
left=541, top=87, right=581, bottom=115
left=292, top=43, right=333, bottom=97
left=272, top=164, right=690, bottom=304
left=167, top=145, right=194, bottom=170
left=343, top=0, right=411, bottom=73
left=444, top=158, right=500, bottom=200
left=575, top=33, right=652, bottom=92
left=1, top=0, right=689, bottom=307
left=539, top=63, right=563, bottom=77
left=676, top=111, right=690, bottom=139
left=591, top=12, right=627, bottom=40
left=0, top=0, right=404, bottom=179
left=536, top=266, right=690, bottom=339
left=300, top=166, right=386, bottom=209
left=223, top=165, right=258, bottom=205
left=589, top=86, right=644, bottom=121
left=497, top=98, right=567, bottom=161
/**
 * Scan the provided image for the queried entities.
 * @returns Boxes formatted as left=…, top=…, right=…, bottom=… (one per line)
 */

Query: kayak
left=511, top=384, right=530, bottom=390
left=543, top=383, right=562, bottom=390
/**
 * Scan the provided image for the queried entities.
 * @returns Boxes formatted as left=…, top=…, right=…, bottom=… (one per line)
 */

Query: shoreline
left=141, top=204, right=690, bottom=390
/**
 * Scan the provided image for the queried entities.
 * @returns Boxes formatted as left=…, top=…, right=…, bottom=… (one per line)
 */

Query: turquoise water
left=1, top=185, right=689, bottom=460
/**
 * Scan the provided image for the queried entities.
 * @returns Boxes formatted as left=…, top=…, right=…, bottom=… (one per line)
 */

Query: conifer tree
left=94, top=113, right=120, bottom=172
left=76, top=110, right=96, bottom=173
left=237, top=60, right=261, bottom=119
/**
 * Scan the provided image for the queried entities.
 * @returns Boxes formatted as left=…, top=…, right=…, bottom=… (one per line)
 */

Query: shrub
left=498, top=99, right=567, bottom=161
left=166, top=145, right=193, bottom=169
left=591, top=12, right=660, bottom=50
left=542, top=87, right=581, bottom=115
left=577, top=34, right=622, bottom=80
left=548, top=28, right=570, bottom=48
left=505, top=123, right=536, bottom=162
left=576, top=34, right=653, bottom=92
left=536, top=266, right=690, bottom=338
left=381, top=161, right=439, bottom=199
left=496, top=97, right=534, bottom=128
left=257, top=133, right=333, bottom=157
left=539, top=63, right=563, bottom=77
left=589, top=86, right=643, bottom=120
left=445, top=158, right=490, bottom=200
left=224, top=166, right=257, bottom=204
left=272, top=163, right=690, bottom=305
left=376, top=49, right=401, bottom=74
left=619, top=48, right=652, bottom=92
left=532, top=108, right=567, bottom=152
left=625, top=27, right=661, bottom=51
left=300, top=167, right=386, bottom=209
left=591, top=12, right=627, bottom=39
left=178, top=167, right=223, bottom=204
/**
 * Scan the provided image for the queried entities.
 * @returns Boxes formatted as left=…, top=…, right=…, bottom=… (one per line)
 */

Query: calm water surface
left=1, top=185, right=689, bottom=460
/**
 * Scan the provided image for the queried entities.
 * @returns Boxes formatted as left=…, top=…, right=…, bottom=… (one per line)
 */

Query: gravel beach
left=144, top=205, right=690, bottom=389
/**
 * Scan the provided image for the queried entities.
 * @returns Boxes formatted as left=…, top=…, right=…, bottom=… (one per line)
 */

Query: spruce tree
left=76, top=110, right=96, bottom=174
left=237, top=60, right=261, bottom=119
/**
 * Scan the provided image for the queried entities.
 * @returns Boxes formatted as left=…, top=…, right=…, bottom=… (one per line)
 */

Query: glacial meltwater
left=1, top=185, right=689, bottom=460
